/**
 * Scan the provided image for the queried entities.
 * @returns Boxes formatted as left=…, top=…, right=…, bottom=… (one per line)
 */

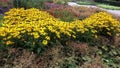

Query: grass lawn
left=97, top=4, right=120, bottom=10
left=77, top=1, right=120, bottom=10
left=77, top=1, right=97, bottom=5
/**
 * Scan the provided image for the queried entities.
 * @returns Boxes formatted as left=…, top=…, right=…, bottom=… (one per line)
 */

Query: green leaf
left=68, top=64, right=76, bottom=68
left=37, top=48, right=42, bottom=55
left=102, top=46, right=108, bottom=51
left=98, top=50, right=102, bottom=55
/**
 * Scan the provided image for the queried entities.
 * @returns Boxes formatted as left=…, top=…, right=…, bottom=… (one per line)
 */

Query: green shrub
left=53, top=10, right=75, bottom=22
left=12, top=0, right=49, bottom=9
left=47, top=6, right=76, bottom=22
left=52, top=0, right=72, bottom=5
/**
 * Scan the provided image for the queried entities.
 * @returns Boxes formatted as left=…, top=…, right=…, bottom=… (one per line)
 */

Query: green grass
left=77, top=1, right=120, bottom=10
left=97, top=4, right=120, bottom=10
left=77, top=1, right=97, bottom=5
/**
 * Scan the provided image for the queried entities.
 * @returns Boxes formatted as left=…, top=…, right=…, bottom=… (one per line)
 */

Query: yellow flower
left=94, top=35, right=98, bottom=38
left=72, top=35, right=76, bottom=38
left=107, top=32, right=112, bottom=36
left=45, top=36, right=50, bottom=40
left=42, top=40, right=48, bottom=45
left=91, top=30, right=97, bottom=33
left=33, top=32, right=39, bottom=39
left=0, top=8, right=119, bottom=47
left=6, top=41, right=14, bottom=45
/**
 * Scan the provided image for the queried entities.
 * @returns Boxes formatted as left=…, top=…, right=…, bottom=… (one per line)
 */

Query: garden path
left=68, top=2, right=120, bottom=16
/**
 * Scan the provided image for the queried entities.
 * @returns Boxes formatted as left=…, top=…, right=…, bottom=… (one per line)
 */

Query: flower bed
left=0, top=8, right=119, bottom=49
left=0, top=8, right=120, bottom=68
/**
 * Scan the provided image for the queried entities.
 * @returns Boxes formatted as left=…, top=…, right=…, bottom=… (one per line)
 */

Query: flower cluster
left=0, top=8, right=76, bottom=46
left=0, top=8, right=120, bottom=47
left=83, top=12, right=120, bottom=37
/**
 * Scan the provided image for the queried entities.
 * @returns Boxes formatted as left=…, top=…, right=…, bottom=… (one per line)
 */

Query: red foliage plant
left=46, top=3, right=104, bottom=20
left=1, top=0, right=9, bottom=2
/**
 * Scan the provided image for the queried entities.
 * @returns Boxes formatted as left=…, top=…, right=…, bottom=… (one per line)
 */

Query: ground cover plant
left=46, top=3, right=104, bottom=21
left=69, top=6, right=104, bottom=20
left=0, top=40, right=120, bottom=68
left=112, top=14, right=120, bottom=21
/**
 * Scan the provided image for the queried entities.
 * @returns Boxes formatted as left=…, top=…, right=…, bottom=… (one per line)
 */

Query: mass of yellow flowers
left=82, top=12, right=120, bottom=37
left=0, top=8, right=119, bottom=46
